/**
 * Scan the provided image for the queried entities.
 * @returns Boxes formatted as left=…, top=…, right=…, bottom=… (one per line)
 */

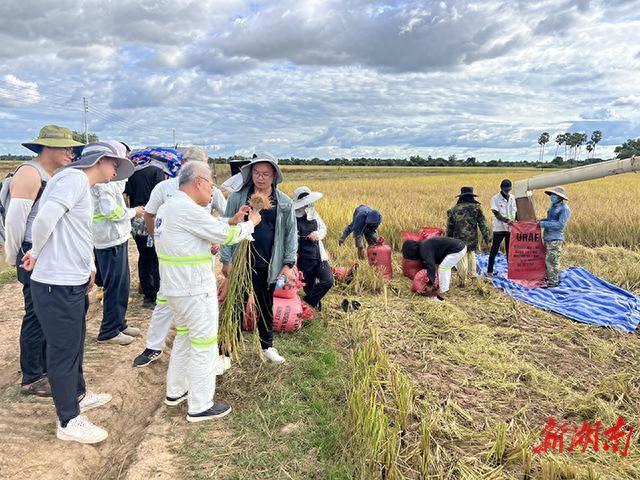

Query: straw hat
left=544, top=186, right=569, bottom=201
left=292, top=186, right=323, bottom=210
left=22, top=125, right=84, bottom=153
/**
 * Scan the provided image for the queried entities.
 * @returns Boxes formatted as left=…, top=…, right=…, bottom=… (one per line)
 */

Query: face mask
left=305, top=205, right=315, bottom=217
left=295, top=208, right=305, bottom=218
left=550, top=195, right=560, bottom=203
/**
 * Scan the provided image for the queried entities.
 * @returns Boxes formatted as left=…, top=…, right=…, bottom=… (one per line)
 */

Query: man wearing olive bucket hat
left=293, top=186, right=334, bottom=312
left=22, top=142, right=134, bottom=444
left=539, top=186, right=571, bottom=288
left=2, top=125, right=83, bottom=398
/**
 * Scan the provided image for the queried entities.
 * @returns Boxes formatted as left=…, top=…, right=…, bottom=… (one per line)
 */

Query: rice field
left=1, top=162, right=639, bottom=479
left=275, top=165, right=640, bottom=479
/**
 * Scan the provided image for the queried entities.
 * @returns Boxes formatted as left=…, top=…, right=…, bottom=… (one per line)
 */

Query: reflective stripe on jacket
left=155, top=190, right=254, bottom=297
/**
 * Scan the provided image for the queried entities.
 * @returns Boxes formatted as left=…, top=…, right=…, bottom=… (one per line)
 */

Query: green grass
left=177, top=317, right=354, bottom=480
left=0, top=268, right=16, bottom=287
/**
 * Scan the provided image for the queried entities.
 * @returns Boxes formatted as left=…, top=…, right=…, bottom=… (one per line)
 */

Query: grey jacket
left=220, top=184, right=298, bottom=284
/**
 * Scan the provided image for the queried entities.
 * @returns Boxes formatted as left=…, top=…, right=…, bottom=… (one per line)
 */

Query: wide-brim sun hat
left=456, top=186, right=478, bottom=197
left=240, top=151, right=283, bottom=186
left=71, top=141, right=134, bottom=181
left=22, top=125, right=84, bottom=153
left=544, top=186, right=569, bottom=201
left=293, top=186, right=323, bottom=210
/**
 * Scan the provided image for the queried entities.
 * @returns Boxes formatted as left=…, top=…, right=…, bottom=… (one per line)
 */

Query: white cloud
left=0, top=0, right=639, bottom=160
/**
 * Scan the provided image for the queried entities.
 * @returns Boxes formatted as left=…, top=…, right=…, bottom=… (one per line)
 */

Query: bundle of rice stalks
left=219, top=193, right=273, bottom=359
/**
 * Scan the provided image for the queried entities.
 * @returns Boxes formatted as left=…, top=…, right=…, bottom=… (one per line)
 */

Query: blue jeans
left=96, top=242, right=130, bottom=340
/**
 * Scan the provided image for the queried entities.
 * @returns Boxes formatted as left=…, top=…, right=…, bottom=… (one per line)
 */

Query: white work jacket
left=490, top=193, right=517, bottom=233
left=91, top=180, right=137, bottom=249
left=154, top=190, right=254, bottom=297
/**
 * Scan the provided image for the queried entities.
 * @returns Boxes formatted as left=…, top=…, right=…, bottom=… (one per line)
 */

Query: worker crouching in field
left=221, top=153, right=298, bottom=365
left=488, top=179, right=517, bottom=276
left=292, top=186, right=334, bottom=312
left=446, top=186, right=490, bottom=282
left=338, top=205, right=383, bottom=259
left=22, top=142, right=134, bottom=444
left=403, top=237, right=467, bottom=301
left=92, top=141, right=144, bottom=346
left=155, top=161, right=259, bottom=422
left=539, top=186, right=571, bottom=288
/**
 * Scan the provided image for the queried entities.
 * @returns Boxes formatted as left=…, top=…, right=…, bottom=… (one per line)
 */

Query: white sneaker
left=98, top=332, right=134, bottom=346
left=79, top=391, right=112, bottom=413
left=56, top=415, right=108, bottom=444
left=222, top=356, right=232, bottom=372
left=122, top=326, right=140, bottom=337
left=263, top=347, right=285, bottom=364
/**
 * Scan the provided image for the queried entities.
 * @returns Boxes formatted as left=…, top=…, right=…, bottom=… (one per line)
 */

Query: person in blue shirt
left=539, top=186, right=571, bottom=288
left=338, top=205, right=383, bottom=259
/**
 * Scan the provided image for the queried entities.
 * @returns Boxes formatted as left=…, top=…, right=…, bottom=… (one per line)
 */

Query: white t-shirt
left=144, top=177, right=179, bottom=215
left=31, top=168, right=94, bottom=286
left=490, top=193, right=517, bottom=232
left=145, top=177, right=226, bottom=216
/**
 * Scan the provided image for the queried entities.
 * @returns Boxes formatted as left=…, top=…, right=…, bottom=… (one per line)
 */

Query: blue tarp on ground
left=475, top=253, right=640, bottom=333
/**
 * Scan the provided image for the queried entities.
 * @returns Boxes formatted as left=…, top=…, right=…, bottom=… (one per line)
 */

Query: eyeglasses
left=52, top=147, right=76, bottom=157
left=197, top=176, right=213, bottom=186
left=252, top=170, right=273, bottom=179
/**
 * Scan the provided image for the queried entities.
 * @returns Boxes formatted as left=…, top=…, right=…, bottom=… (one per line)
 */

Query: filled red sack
left=274, top=266, right=304, bottom=298
left=332, top=263, right=358, bottom=284
left=411, top=269, right=439, bottom=296
left=273, top=295, right=303, bottom=333
left=402, top=258, right=423, bottom=279
left=401, top=230, right=423, bottom=242
left=419, top=227, right=444, bottom=239
left=508, top=222, right=547, bottom=288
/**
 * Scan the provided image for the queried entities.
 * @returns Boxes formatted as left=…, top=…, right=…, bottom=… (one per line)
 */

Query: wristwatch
left=284, top=262, right=295, bottom=269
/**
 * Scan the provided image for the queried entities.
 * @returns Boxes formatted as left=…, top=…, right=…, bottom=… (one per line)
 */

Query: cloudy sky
left=1, top=0, right=639, bottom=160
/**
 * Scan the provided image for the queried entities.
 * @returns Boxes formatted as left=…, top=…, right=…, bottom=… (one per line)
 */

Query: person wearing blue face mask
left=539, top=186, right=571, bottom=288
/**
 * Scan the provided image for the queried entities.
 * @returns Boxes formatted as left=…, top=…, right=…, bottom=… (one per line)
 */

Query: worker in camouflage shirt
left=446, top=186, right=490, bottom=282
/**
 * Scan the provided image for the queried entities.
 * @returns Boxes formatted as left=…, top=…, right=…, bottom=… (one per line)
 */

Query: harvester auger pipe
left=513, top=155, right=640, bottom=221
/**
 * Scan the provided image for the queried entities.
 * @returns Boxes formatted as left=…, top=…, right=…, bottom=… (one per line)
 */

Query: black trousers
left=299, top=259, right=334, bottom=310
left=95, top=242, right=130, bottom=340
left=31, top=280, right=88, bottom=427
left=251, top=267, right=276, bottom=350
left=488, top=232, right=511, bottom=274
left=16, top=241, right=47, bottom=385
left=94, top=249, right=103, bottom=288
left=133, top=235, right=159, bottom=301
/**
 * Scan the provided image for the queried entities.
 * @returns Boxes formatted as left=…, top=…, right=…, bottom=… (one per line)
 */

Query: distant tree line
left=537, top=130, right=603, bottom=162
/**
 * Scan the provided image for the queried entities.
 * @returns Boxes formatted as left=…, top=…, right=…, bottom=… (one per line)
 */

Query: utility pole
left=172, top=128, right=176, bottom=148
left=82, top=97, right=89, bottom=143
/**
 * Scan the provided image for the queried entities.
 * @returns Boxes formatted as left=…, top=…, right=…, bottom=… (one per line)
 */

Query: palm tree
left=538, top=132, right=550, bottom=162
left=591, top=130, right=602, bottom=158
left=555, top=133, right=566, bottom=158
left=564, top=132, right=571, bottom=159
left=586, top=141, right=594, bottom=159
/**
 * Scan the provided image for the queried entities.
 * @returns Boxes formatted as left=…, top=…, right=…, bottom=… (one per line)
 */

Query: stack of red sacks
left=400, top=227, right=444, bottom=279
left=218, top=267, right=312, bottom=334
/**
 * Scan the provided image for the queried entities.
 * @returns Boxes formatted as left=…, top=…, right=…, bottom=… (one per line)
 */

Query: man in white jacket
left=155, top=161, right=259, bottom=422
left=133, top=148, right=227, bottom=368
left=92, top=141, right=145, bottom=345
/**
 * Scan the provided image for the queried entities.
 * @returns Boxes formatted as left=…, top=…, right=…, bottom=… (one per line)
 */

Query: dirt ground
left=0, top=249, right=191, bottom=480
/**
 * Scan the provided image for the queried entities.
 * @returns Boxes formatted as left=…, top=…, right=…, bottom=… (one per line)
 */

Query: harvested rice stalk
left=219, top=193, right=274, bottom=359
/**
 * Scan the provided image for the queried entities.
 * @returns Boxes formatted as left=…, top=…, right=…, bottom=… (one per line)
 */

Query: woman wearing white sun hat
left=292, top=186, right=334, bottom=312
